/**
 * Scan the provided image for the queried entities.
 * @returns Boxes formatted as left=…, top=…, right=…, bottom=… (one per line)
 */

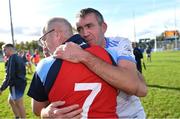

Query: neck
left=101, top=38, right=106, bottom=48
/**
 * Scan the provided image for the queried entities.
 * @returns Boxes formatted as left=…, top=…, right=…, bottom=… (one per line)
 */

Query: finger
left=72, top=114, right=82, bottom=119
left=50, top=101, right=65, bottom=108
left=52, top=54, right=58, bottom=58
left=63, top=108, right=83, bottom=118
left=54, top=104, right=79, bottom=114
left=58, top=44, right=66, bottom=51
left=54, top=46, right=64, bottom=53
left=53, top=51, right=63, bottom=58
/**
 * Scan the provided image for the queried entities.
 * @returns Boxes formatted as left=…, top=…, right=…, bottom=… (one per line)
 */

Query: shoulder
left=105, top=37, right=135, bottom=63
left=106, top=37, right=132, bottom=51
left=37, top=56, right=55, bottom=66
left=35, top=56, right=56, bottom=83
left=36, top=56, right=55, bottom=72
left=106, top=37, right=132, bottom=50
left=10, top=54, right=17, bottom=58
left=106, top=36, right=131, bottom=45
left=10, top=54, right=19, bottom=61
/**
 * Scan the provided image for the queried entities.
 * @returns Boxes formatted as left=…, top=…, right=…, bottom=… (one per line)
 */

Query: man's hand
left=53, top=42, right=86, bottom=63
left=41, top=101, right=82, bottom=119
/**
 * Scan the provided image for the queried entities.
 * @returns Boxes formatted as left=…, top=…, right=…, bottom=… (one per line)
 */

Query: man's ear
left=102, top=22, right=107, bottom=34
left=56, top=31, right=62, bottom=41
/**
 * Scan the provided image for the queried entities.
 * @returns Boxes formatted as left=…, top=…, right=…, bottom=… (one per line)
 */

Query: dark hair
left=76, top=8, right=104, bottom=25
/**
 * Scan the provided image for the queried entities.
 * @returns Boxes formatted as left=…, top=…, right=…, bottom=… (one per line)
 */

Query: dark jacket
left=0, top=54, right=26, bottom=91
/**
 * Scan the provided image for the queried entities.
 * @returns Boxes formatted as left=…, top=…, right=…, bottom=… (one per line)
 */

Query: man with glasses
left=27, top=17, right=119, bottom=118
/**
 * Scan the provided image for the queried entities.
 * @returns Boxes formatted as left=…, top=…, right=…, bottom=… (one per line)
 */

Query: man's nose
left=82, top=28, right=89, bottom=37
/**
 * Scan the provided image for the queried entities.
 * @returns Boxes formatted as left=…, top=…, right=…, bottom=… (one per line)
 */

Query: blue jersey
left=105, top=37, right=136, bottom=64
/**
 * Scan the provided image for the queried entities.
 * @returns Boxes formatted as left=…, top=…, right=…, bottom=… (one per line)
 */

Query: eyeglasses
left=38, top=29, right=55, bottom=47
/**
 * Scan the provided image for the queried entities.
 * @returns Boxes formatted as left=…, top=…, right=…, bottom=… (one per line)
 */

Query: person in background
left=26, top=50, right=33, bottom=73
left=18, top=50, right=27, bottom=65
left=146, top=46, right=152, bottom=62
left=31, top=49, right=40, bottom=66
left=0, top=44, right=26, bottom=119
left=132, top=42, right=143, bottom=73
left=42, top=8, right=147, bottom=118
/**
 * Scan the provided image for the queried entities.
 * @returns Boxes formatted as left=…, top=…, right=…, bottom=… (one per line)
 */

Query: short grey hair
left=46, top=17, right=73, bottom=37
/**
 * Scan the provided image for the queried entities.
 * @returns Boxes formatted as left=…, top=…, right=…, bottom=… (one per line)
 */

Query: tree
left=0, top=41, right=5, bottom=48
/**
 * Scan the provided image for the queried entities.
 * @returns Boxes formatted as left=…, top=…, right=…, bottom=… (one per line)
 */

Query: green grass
left=141, top=51, right=180, bottom=118
left=0, top=51, right=180, bottom=118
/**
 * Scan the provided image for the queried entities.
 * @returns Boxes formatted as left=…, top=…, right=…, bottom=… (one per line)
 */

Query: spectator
left=18, top=50, right=27, bottom=65
left=132, top=42, right=143, bottom=73
left=31, top=49, right=40, bottom=66
left=26, top=50, right=33, bottom=73
left=146, top=46, right=152, bottom=62
left=0, top=44, right=26, bottom=118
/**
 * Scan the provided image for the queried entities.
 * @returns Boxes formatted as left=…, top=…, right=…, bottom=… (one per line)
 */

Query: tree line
left=0, top=40, right=42, bottom=52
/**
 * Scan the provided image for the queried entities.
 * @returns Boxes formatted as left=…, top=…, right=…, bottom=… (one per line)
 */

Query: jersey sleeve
left=115, top=38, right=136, bottom=63
left=27, top=57, right=55, bottom=102
left=27, top=72, right=48, bottom=101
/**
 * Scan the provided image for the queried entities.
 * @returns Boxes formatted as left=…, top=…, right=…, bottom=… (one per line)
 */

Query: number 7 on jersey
left=74, top=83, right=102, bottom=118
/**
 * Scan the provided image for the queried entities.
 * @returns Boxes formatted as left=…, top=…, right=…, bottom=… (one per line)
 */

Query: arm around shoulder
left=80, top=52, right=147, bottom=96
left=79, top=50, right=146, bottom=95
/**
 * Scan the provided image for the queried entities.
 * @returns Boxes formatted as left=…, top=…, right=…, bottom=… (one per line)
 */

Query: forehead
left=76, top=13, right=98, bottom=26
left=44, top=22, right=56, bottom=32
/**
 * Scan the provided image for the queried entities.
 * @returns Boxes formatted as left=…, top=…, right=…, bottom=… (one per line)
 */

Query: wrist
left=79, top=50, right=91, bottom=63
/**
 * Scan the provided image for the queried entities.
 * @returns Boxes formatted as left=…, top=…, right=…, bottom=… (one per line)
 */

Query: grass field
left=141, top=50, right=180, bottom=118
left=0, top=51, right=180, bottom=118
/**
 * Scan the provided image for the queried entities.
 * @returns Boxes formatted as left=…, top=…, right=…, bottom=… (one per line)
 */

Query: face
left=2, top=47, right=10, bottom=57
left=76, top=13, right=107, bottom=47
left=41, top=27, right=63, bottom=54
left=132, top=42, right=136, bottom=48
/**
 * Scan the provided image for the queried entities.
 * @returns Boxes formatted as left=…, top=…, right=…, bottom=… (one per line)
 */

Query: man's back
left=49, top=46, right=117, bottom=118
left=7, top=54, right=26, bottom=86
left=0, top=54, right=26, bottom=91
